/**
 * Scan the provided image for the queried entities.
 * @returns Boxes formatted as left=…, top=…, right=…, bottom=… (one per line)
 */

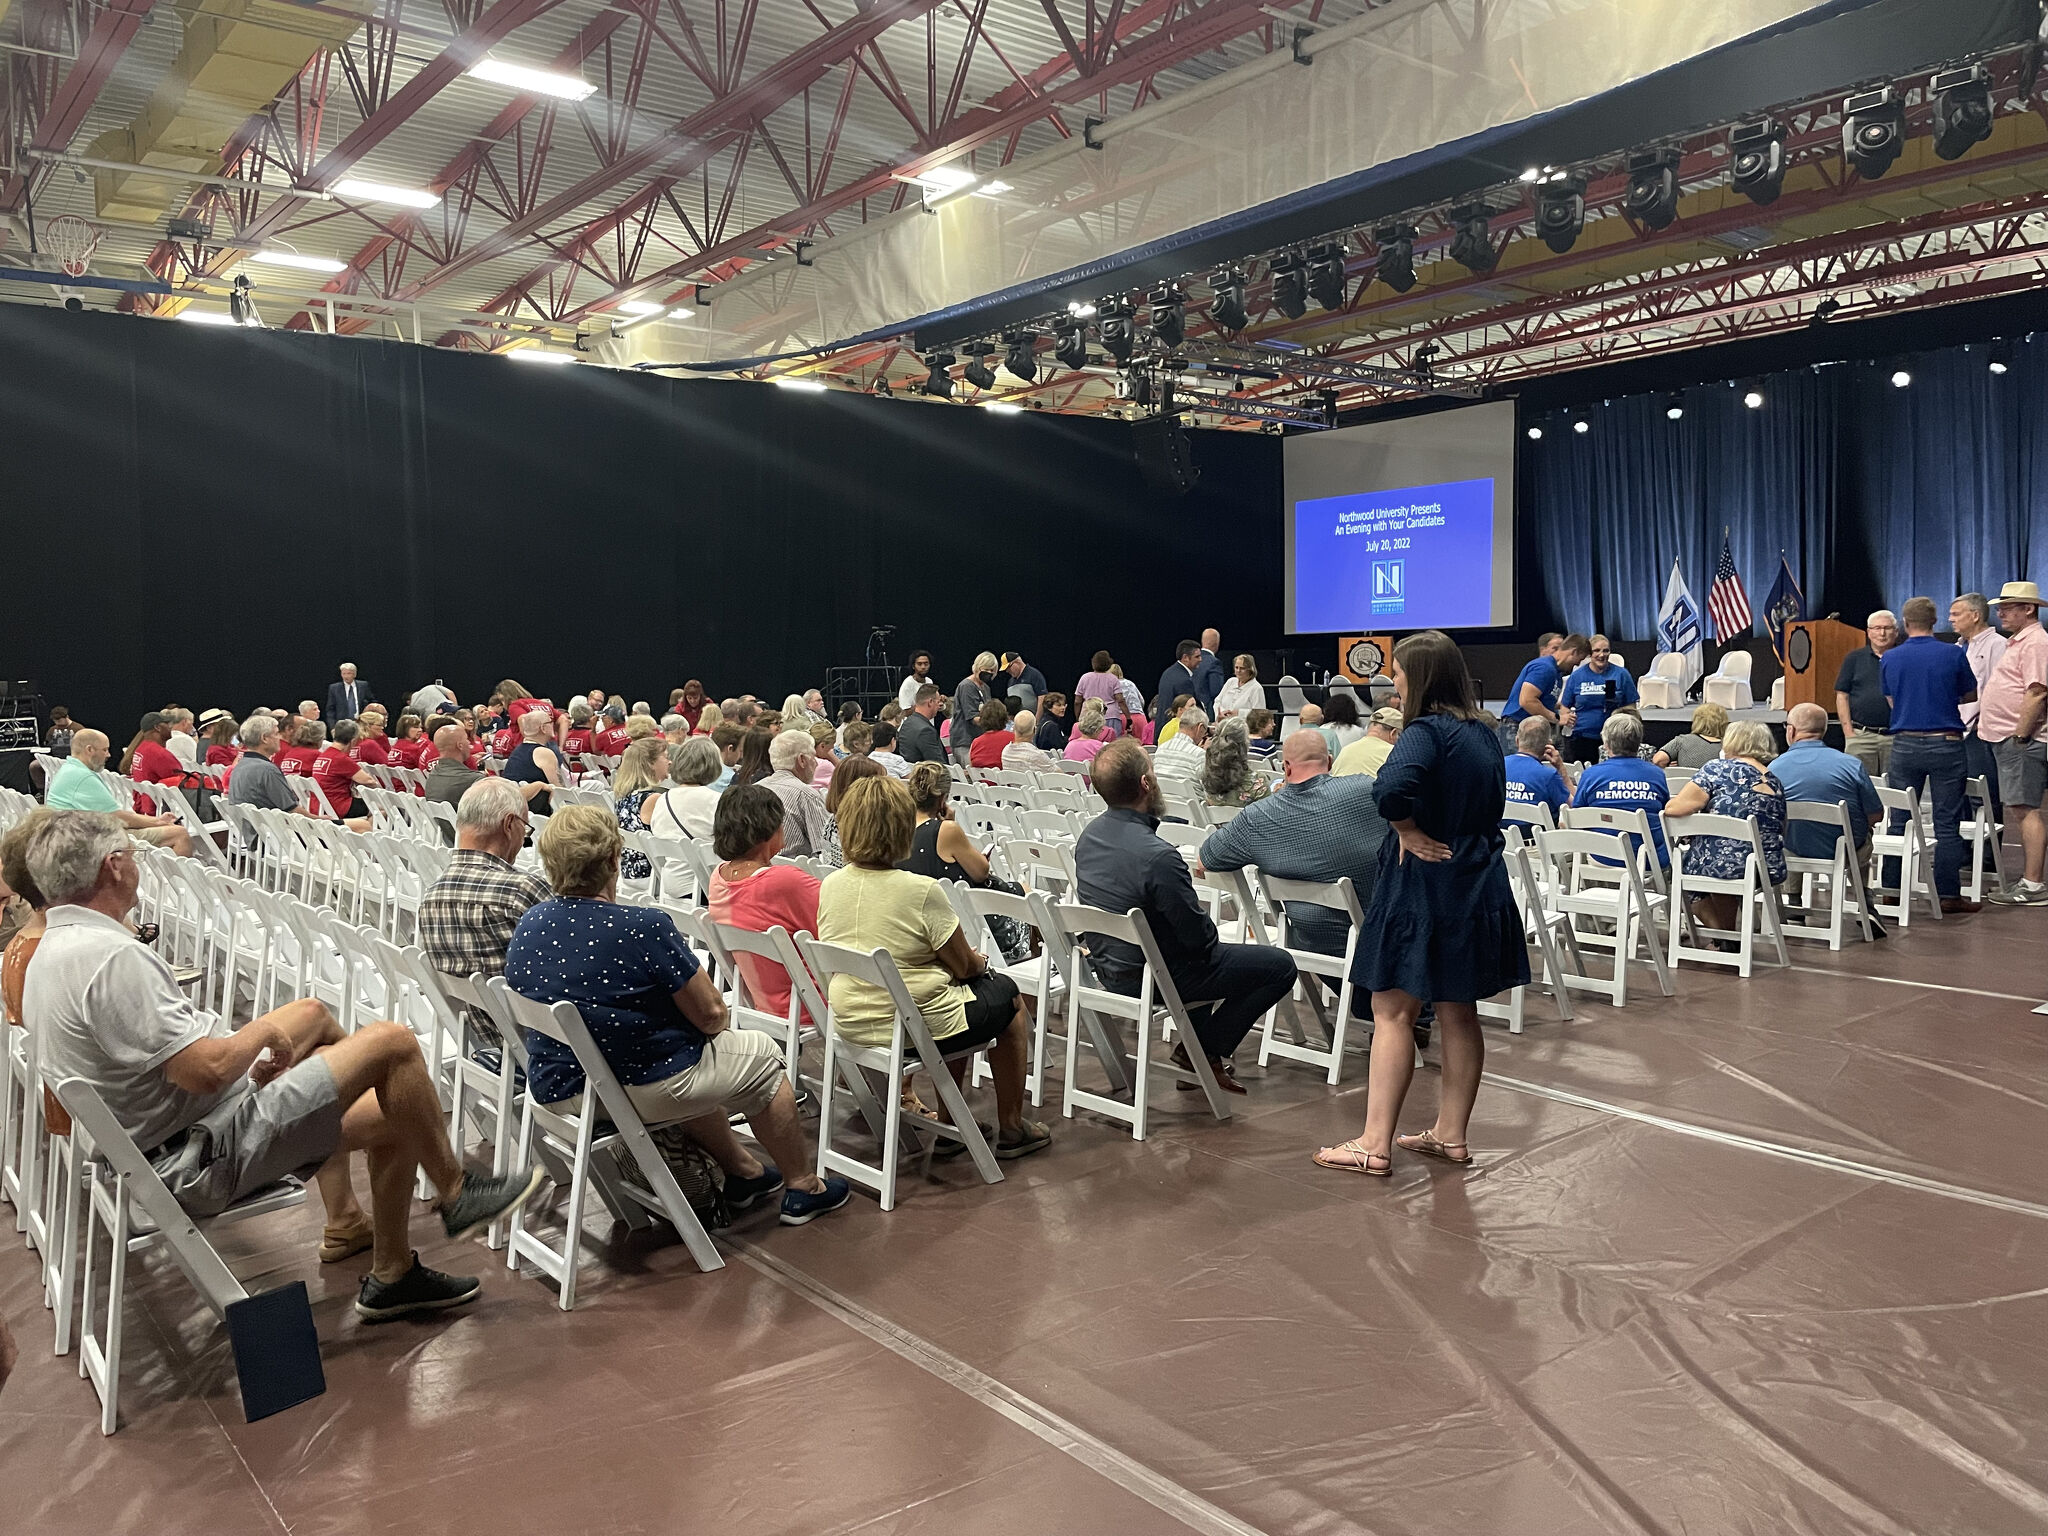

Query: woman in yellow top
left=814, top=777, right=1050, bottom=1160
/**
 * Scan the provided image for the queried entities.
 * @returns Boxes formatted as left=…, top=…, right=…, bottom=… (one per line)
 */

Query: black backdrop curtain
left=0, top=305, right=1280, bottom=732
left=1525, top=329, right=2048, bottom=637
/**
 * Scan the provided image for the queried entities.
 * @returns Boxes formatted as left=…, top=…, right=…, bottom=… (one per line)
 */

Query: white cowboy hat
left=1995, top=580, right=2043, bottom=607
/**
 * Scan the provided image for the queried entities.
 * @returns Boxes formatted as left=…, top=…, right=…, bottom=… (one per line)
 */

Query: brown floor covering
left=4, top=901, right=2047, bottom=1536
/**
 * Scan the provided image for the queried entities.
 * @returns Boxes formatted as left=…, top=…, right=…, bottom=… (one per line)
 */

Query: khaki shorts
left=133, top=825, right=185, bottom=848
left=544, top=1026, right=786, bottom=1127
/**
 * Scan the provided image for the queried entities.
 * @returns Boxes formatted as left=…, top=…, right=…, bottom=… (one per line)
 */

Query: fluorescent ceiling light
left=971, top=180, right=1013, bottom=198
left=666, top=304, right=696, bottom=319
left=982, top=401, right=1024, bottom=414
left=331, top=177, right=440, bottom=209
left=509, top=348, right=576, bottom=364
left=900, top=163, right=977, bottom=194
left=618, top=300, right=666, bottom=316
left=772, top=377, right=828, bottom=392
left=179, top=310, right=240, bottom=325
left=468, top=58, right=598, bottom=101
left=250, top=249, right=348, bottom=273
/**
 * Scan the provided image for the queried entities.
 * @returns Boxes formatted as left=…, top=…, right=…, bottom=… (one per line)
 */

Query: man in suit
left=326, top=663, right=376, bottom=724
left=1193, top=628, right=1227, bottom=715
left=1155, top=639, right=1202, bottom=733
left=896, top=684, right=947, bottom=763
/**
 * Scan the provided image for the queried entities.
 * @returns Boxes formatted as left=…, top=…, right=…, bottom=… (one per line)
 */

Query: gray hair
left=671, top=735, right=722, bottom=786
left=769, top=729, right=813, bottom=773
left=1600, top=712, right=1644, bottom=758
left=1515, top=718, right=1553, bottom=756
left=1077, top=699, right=1106, bottom=735
left=631, top=702, right=652, bottom=716
left=1955, top=592, right=1990, bottom=623
left=659, top=713, right=687, bottom=735
left=1179, top=707, right=1210, bottom=730
left=1722, top=719, right=1777, bottom=762
left=455, top=776, right=528, bottom=832
left=1867, top=609, right=1898, bottom=628
left=1202, top=717, right=1255, bottom=800
left=239, top=715, right=278, bottom=750
left=568, top=697, right=594, bottom=725
left=165, top=708, right=193, bottom=727
left=27, top=810, right=128, bottom=906
left=298, top=700, right=319, bottom=715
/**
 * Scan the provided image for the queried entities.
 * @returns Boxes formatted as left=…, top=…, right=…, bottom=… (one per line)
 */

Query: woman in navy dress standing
left=1315, top=630, right=1528, bottom=1177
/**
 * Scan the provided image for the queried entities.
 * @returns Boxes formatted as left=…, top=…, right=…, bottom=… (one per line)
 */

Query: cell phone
left=136, top=923, right=160, bottom=946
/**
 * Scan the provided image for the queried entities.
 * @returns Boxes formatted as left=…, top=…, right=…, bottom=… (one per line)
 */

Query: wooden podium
left=1780, top=619, right=1862, bottom=709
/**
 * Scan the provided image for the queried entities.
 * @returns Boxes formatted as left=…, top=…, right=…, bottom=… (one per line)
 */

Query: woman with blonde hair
left=1653, top=701, right=1730, bottom=770
left=609, top=736, right=672, bottom=879
left=1662, top=718, right=1788, bottom=932
left=951, top=652, right=1000, bottom=767
left=1212, top=654, right=1266, bottom=718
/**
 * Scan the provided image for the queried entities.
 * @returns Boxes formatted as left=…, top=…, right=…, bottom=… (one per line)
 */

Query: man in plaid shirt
left=420, top=778, right=551, bottom=1051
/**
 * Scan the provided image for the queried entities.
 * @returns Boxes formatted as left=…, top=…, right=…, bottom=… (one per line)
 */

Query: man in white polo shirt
left=1978, top=581, right=2048, bottom=904
left=24, top=811, right=544, bottom=1321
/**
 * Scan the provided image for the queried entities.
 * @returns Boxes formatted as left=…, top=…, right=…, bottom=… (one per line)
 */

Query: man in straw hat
left=1979, top=580, right=2048, bottom=904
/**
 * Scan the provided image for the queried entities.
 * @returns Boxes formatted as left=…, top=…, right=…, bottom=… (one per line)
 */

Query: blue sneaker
left=724, top=1164, right=784, bottom=1212
left=779, top=1175, right=851, bottom=1226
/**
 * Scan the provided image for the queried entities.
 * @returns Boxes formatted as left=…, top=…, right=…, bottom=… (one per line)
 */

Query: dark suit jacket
left=1074, top=807, right=1219, bottom=986
left=1192, top=651, right=1226, bottom=714
left=326, top=679, right=376, bottom=722
left=1154, top=661, right=1197, bottom=730
left=896, top=711, right=945, bottom=763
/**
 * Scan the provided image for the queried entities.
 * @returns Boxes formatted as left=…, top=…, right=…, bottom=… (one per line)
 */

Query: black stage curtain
left=0, top=305, right=1280, bottom=732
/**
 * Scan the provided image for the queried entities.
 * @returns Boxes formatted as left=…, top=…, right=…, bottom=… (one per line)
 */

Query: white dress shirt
left=1960, top=628, right=2007, bottom=728
left=1211, top=678, right=1267, bottom=718
left=167, top=732, right=199, bottom=769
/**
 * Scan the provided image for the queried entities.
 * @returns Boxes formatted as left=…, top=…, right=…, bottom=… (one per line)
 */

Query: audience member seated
left=609, top=737, right=672, bottom=881
left=1771, top=701, right=1883, bottom=858
left=421, top=779, right=551, bottom=1053
left=1199, top=730, right=1387, bottom=956
left=841, top=722, right=874, bottom=761
left=834, top=702, right=865, bottom=755
left=901, top=762, right=994, bottom=888
left=707, top=786, right=821, bottom=1026
left=26, top=808, right=542, bottom=1320
left=1664, top=720, right=1788, bottom=930
left=1155, top=694, right=1195, bottom=746
left=1212, top=654, right=1267, bottom=718
left=225, top=716, right=303, bottom=817
left=44, top=728, right=193, bottom=855
left=646, top=736, right=725, bottom=842
left=1064, top=700, right=1114, bottom=763
left=1033, top=693, right=1071, bottom=752
left=822, top=755, right=886, bottom=866
left=1652, top=702, right=1728, bottom=770
left=200, top=710, right=240, bottom=767
left=504, top=806, right=849, bottom=1225
left=594, top=703, right=632, bottom=758
left=733, top=725, right=776, bottom=788
left=967, top=700, right=1015, bottom=769
left=1075, top=741, right=1298, bottom=1093
left=1334, top=707, right=1402, bottom=778
left=763, top=729, right=830, bottom=858
left=1001, top=712, right=1056, bottom=772
left=1317, top=693, right=1366, bottom=755
left=709, top=720, right=746, bottom=786
left=2, top=808, right=54, bottom=1011
left=1154, top=707, right=1209, bottom=780
left=660, top=714, right=691, bottom=768
left=310, top=721, right=376, bottom=819
left=866, top=721, right=910, bottom=779
left=807, top=723, right=839, bottom=786
left=816, top=777, right=1050, bottom=1157
left=1569, top=712, right=1671, bottom=867
left=389, top=713, right=429, bottom=768
left=351, top=709, right=390, bottom=766
left=1201, top=717, right=1270, bottom=807
left=424, top=723, right=487, bottom=807
left=897, top=685, right=947, bottom=764
left=1245, top=709, right=1280, bottom=762
left=274, top=718, right=322, bottom=780
left=503, top=708, right=565, bottom=816
left=124, top=712, right=191, bottom=787
left=164, top=708, right=201, bottom=771
left=1501, top=718, right=1570, bottom=822
left=563, top=698, right=598, bottom=761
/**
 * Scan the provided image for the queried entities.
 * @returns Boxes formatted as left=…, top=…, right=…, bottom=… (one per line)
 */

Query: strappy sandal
left=319, top=1218, right=375, bottom=1264
left=1395, top=1130, right=1472, bottom=1166
left=1312, top=1139, right=1391, bottom=1177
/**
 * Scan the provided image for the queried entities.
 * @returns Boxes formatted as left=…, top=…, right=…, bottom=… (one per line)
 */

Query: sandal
left=1312, top=1139, right=1391, bottom=1176
left=319, top=1218, right=375, bottom=1264
left=1395, top=1130, right=1472, bottom=1166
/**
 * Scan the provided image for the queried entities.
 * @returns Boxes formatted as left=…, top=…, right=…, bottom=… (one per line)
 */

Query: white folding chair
left=1960, top=774, right=2006, bottom=901
left=949, top=884, right=1067, bottom=1107
left=493, top=980, right=723, bottom=1308
left=1253, top=873, right=1365, bottom=1084
left=1870, top=783, right=1942, bottom=927
left=1664, top=813, right=1790, bottom=976
left=1538, top=826, right=1675, bottom=1006
left=1478, top=829, right=1580, bottom=1032
left=796, top=936, right=1003, bottom=1211
left=1781, top=803, right=1881, bottom=949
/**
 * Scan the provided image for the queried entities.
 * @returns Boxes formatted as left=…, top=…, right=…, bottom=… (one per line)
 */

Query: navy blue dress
left=1350, top=713, right=1530, bottom=1003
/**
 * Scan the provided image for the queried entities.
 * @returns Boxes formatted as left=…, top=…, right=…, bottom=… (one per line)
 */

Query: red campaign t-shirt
left=593, top=725, right=630, bottom=757
left=508, top=697, right=560, bottom=725
left=467, top=742, right=488, bottom=769
left=563, top=727, right=595, bottom=759
left=417, top=741, right=440, bottom=768
left=389, top=737, right=426, bottom=769
left=274, top=744, right=316, bottom=777
left=354, top=735, right=390, bottom=765
left=131, top=739, right=188, bottom=785
left=968, top=731, right=1009, bottom=769
left=490, top=727, right=519, bottom=759
left=308, top=747, right=362, bottom=814
left=204, top=744, right=238, bottom=767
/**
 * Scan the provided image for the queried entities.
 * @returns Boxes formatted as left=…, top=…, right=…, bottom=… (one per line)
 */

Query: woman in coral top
left=706, top=784, right=822, bottom=1026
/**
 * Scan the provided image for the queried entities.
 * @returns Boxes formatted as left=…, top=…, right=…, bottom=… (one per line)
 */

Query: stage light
left=1053, top=321, right=1088, bottom=371
left=1843, top=88, right=1905, bottom=180
left=1270, top=252, right=1308, bottom=318
left=1526, top=425, right=1543, bottom=440
left=1066, top=300, right=1097, bottom=318
left=332, top=177, right=441, bottom=210
left=961, top=342, right=995, bottom=391
left=1001, top=331, right=1037, bottom=383
left=1209, top=271, right=1248, bottom=332
left=1147, top=285, right=1185, bottom=348
left=1931, top=65, right=1993, bottom=161
left=468, top=57, right=598, bottom=100
left=921, top=351, right=956, bottom=398
left=1666, top=397, right=1684, bottom=420
left=250, top=249, right=348, bottom=273
left=982, top=401, right=1023, bottom=414
left=1744, top=390, right=1765, bottom=409
left=618, top=300, right=666, bottom=316
left=1099, top=301, right=1136, bottom=363
left=899, top=163, right=978, bottom=197
left=179, top=309, right=240, bottom=326
left=1447, top=205, right=1497, bottom=274
left=1989, top=343, right=2012, bottom=375
left=1306, top=242, right=1349, bottom=311
left=1891, top=369, right=1912, bottom=388
left=1533, top=177, right=1585, bottom=254
left=1572, top=419, right=1589, bottom=434
left=1809, top=295, right=1842, bottom=326
left=1371, top=224, right=1418, bottom=294
left=1623, top=149, right=1680, bottom=230
left=511, top=347, right=577, bottom=364
left=1728, top=118, right=1786, bottom=205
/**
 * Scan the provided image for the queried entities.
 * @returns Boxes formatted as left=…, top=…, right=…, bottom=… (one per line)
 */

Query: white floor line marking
left=1482, top=1073, right=2048, bottom=1222
left=726, top=1238, right=1277, bottom=1536
left=1784, top=964, right=2048, bottom=1006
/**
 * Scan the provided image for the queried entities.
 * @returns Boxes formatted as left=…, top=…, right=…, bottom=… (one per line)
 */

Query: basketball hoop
left=42, top=214, right=102, bottom=278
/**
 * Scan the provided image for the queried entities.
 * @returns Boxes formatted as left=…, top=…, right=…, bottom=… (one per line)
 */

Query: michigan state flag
left=1656, top=560, right=1704, bottom=687
left=1762, top=555, right=1805, bottom=661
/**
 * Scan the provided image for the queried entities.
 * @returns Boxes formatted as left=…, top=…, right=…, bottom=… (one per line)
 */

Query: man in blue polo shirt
left=1502, top=719, right=1570, bottom=822
left=1880, top=595, right=1979, bottom=912
left=1570, top=712, right=1670, bottom=867
left=1773, top=703, right=1882, bottom=858
left=1499, top=632, right=1588, bottom=753
left=1559, top=635, right=1639, bottom=765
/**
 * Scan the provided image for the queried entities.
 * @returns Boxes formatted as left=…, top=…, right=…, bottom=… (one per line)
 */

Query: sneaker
left=779, top=1175, right=851, bottom=1226
left=724, top=1164, right=785, bottom=1212
left=439, top=1165, right=545, bottom=1243
left=995, top=1119, right=1053, bottom=1160
left=355, top=1254, right=481, bottom=1322
left=1989, top=882, right=2048, bottom=906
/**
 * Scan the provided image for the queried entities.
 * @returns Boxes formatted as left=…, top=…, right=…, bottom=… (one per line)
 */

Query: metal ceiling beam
left=0, top=0, right=161, bottom=211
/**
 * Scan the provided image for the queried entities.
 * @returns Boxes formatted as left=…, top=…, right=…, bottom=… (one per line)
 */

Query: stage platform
left=6, top=878, right=2045, bottom=1535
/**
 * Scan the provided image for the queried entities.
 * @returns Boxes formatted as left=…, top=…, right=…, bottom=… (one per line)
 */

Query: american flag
left=1707, top=533, right=1753, bottom=641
